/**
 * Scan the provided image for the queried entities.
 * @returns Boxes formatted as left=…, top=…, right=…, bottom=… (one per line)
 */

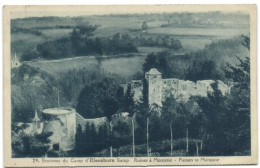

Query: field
left=148, top=27, right=249, bottom=37
left=11, top=13, right=250, bottom=77
left=26, top=54, right=146, bottom=80
left=11, top=14, right=250, bottom=56
left=147, top=27, right=249, bottom=51
left=137, top=47, right=169, bottom=53
left=40, top=29, right=72, bottom=39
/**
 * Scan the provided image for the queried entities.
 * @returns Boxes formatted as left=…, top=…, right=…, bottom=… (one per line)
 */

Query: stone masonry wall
left=130, top=69, right=230, bottom=105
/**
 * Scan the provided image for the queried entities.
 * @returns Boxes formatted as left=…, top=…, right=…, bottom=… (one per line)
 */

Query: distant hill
left=11, top=12, right=249, bottom=58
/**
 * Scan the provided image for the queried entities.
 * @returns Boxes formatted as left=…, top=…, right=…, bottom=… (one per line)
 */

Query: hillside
left=11, top=12, right=249, bottom=59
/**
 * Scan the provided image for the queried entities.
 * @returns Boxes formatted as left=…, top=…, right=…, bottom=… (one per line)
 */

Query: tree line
left=21, top=25, right=139, bottom=61
left=134, top=35, right=182, bottom=50
left=20, top=23, right=184, bottom=61
left=138, top=35, right=248, bottom=82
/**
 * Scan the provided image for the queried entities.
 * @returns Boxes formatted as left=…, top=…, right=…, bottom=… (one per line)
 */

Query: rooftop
left=146, top=68, right=162, bottom=75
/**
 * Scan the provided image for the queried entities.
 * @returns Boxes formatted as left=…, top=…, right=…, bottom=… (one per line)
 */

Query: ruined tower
left=145, top=68, right=162, bottom=107
left=42, top=108, right=76, bottom=152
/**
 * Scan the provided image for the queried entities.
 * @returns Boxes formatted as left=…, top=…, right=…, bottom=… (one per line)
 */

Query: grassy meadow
left=26, top=54, right=146, bottom=80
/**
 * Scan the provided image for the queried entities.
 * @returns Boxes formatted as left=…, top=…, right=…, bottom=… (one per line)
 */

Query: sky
left=9, top=5, right=250, bottom=19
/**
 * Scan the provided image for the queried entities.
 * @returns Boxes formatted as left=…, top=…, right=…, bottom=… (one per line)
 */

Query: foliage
left=101, top=97, right=119, bottom=121
left=142, top=21, right=148, bottom=31
left=57, top=68, right=105, bottom=105
left=104, top=33, right=138, bottom=55
left=76, top=78, right=124, bottom=119
left=11, top=27, right=42, bottom=36
left=11, top=65, right=57, bottom=123
left=141, top=37, right=248, bottom=81
left=21, top=50, right=40, bottom=61
left=135, top=35, right=182, bottom=50
left=196, top=35, right=250, bottom=155
left=161, top=96, right=178, bottom=125
left=142, top=52, right=171, bottom=78
left=33, top=27, right=138, bottom=60
left=197, top=55, right=250, bottom=155
left=74, top=124, right=110, bottom=156
left=11, top=64, right=123, bottom=123
left=12, top=127, right=53, bottom=157
left=186, top=60, right=221, bottom=82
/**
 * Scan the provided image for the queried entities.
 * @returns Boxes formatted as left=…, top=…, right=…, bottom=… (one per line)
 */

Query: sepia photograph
left=3, top=5, right=257, bottom=166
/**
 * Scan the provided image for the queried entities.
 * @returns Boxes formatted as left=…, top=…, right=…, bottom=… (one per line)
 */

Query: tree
left=162, top=96, right=178, bottom=156
left=31, top=132, right=53, bottom=157
left=137, top=78, right=154, bottom=157
left=134, top=96, right=151, bottom=156
left=74, top=125, right=85, bottom=156
left=101, top=96, right=119, bottom=157
left=177, top=100, right=194, bottom=155
left=12, top=129, right=53, bottom=157
left=224, top=42, right=250, bottom=154
left=186, top=60, right=220, bottom=82
left=197, top=82, right=232, bottom=155
left=76, top=77, right=123, bottom=156
left=21, top=50, right=40, bottom=61
left=241, top=34, right=250, bottom=50
left=142, top=21, right=148, bottom=32
left=86, top=123, right=98, bottom=154
left=196, top=35, right=250, bottom=156
left=142, top=52, right=171, bottom=78
left=76, top=78, right=123, bottom=119
left=124, top=87, right=137, bottom=157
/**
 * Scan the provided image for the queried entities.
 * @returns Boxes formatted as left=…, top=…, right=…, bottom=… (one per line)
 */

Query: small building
left=11, top=53, right=21, bottom=68
left=23, top=110, right=43, bottom=135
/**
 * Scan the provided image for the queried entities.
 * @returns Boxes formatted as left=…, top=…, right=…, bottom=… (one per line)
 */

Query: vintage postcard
left=3, top=5, right=257, bottom=167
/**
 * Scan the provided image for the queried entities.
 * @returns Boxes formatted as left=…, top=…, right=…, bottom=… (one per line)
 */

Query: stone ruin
left=128, top=68, right=231, bottom=106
